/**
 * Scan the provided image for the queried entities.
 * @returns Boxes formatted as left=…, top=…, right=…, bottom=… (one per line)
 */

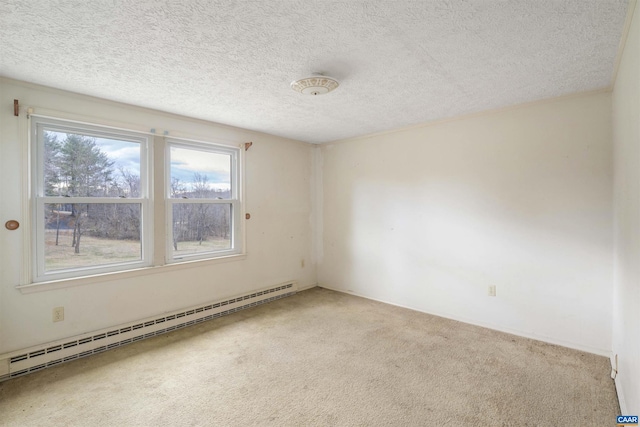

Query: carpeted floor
left=0, top=287, right=619, bottom=426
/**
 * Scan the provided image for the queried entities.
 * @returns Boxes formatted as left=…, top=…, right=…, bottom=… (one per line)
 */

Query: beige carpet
left=0, top=287, right=619, bottom=426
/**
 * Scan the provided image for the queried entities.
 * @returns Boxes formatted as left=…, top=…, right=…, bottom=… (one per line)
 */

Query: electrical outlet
left=488, top=285, right=497, bottom=297
left=53, top=307, right=64, bottom=322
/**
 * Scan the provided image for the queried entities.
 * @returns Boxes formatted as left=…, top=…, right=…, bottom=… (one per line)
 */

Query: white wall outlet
left=53, top=307, right=64, bottom=322
left=488, top=285, right=497, bottom=297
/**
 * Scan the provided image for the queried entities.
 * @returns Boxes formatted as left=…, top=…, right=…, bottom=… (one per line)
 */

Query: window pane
left=172, top=203, right=231, bottom=257
left=170, top=146, right=231, bottom=199
left=43, top=130, right=141, bottom=197
left=44, top=203, right=142, bottom=271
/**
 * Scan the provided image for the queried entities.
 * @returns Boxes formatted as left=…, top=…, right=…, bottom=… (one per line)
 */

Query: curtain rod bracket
left=244, top=142, right=253, bottom=151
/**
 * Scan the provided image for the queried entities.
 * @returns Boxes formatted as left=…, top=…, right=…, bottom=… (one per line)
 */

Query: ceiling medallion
left=291, top=75, right=339, bottom=95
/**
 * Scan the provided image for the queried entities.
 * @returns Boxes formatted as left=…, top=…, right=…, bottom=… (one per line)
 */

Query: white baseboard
left=298, top=282, right=318, bottom=292
left=318, top=285, right=611, bottom=357
left=611, top=353, right=627, bottom=413
left=615, top=376, right=627, bottom=414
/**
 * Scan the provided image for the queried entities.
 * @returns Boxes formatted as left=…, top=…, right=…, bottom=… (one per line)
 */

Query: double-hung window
left=166, top=139, right=242, bottom=262
left=30, top=116, right=244, bottom=284
left=31, top=118, right=151, bottom=282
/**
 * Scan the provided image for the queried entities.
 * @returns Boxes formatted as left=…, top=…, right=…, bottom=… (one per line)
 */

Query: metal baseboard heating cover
left=0, top=282, right=296, bottom=382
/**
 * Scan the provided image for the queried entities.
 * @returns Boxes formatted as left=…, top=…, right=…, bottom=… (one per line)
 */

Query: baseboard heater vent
left=0, top=282, right=296, bottom=382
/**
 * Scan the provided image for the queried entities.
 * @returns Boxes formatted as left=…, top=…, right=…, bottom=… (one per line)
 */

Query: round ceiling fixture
left=291, top=75, right=339, bottom=95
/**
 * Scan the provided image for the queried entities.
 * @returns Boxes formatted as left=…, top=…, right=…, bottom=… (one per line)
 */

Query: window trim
left=16, top=253, right=247, bottom=294
left=30, top=117, right=153, bottom=282
left=24, top=112, right=246, bottom=288
left=165, top=138, right=244, bottom=263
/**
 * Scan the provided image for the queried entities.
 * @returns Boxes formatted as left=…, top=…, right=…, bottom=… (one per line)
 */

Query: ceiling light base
left=291, top=76, right=339, bottom=95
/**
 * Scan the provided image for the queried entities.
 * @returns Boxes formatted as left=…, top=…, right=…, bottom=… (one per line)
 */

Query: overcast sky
left=48, top=131, right=231, bottom=191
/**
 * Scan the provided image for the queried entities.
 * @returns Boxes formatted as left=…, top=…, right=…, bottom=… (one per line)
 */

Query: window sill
left=16, top=253, right=247, bottom=294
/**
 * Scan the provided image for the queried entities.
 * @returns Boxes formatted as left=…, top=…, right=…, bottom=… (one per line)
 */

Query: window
left=30, top=117, right=243, bottom=283
left=167, top=140, right=242, bottom=261
left=32, top=118, right=151, bottom=281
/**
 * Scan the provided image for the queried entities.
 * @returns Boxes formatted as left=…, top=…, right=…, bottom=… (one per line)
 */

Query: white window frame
left=30, top=117, right=153, bottom=282
left=165, top=138, right=243, bottom=263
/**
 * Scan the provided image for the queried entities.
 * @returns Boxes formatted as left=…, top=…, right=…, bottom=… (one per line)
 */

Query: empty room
left=0, top=1, right=638, bottom=426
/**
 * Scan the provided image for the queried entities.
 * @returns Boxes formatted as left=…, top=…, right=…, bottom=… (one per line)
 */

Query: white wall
left=0, top=59, right=629, bottom=405
left=0, top=78, right=317, bottom=354
left=612, top=2, right=640, bottom=414
left=319, top=92, right=614, bottom=355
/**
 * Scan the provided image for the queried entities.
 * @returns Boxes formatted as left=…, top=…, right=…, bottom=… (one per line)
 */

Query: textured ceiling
left=0, top=1, right=630, bottom=144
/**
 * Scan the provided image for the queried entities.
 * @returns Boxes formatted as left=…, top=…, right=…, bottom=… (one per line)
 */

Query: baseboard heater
left=0, top=282, right=297, bottom=382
